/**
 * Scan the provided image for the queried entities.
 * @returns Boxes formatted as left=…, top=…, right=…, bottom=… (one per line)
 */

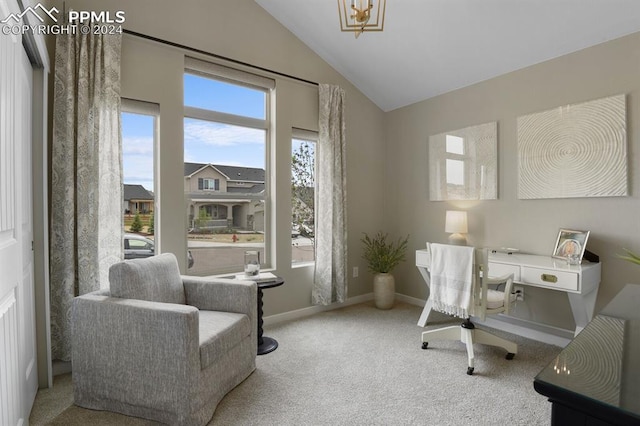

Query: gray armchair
left=72, top=253, right=257, bottom=425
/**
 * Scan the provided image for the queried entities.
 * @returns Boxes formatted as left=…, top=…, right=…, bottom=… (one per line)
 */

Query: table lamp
left=445, top=210, right=468, bottom=246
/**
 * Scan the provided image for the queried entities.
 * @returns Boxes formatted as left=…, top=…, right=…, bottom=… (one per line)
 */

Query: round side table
left=257, top=277, right=284, bottom=355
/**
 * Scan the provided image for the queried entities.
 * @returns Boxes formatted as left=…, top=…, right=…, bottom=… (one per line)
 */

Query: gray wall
left=386, top=31, right=640, bottom=330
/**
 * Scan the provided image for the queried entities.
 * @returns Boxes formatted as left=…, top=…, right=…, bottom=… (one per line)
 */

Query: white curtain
left=313, top=84, right=348, bottom=305
left=49, top=31, right=122, bottom=361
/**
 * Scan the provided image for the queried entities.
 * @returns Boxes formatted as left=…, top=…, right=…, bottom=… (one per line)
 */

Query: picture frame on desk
left=552, top=229, right=590, bottom=262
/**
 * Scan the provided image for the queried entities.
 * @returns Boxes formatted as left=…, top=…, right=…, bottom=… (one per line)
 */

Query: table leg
left=417, top=298, right=433, bottom=327
left=568, top=288, right=598, bottom=336
left=257, top=287, right=278, bottom=355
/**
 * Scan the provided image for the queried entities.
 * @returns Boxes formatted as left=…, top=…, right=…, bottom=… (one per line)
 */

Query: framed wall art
left=429, top=121, right=497, bottom=201
left=517, top=94, right=627, bottom=199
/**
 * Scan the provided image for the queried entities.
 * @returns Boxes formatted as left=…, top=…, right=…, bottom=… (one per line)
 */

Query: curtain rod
left=123, top=29, right=319, bottom=87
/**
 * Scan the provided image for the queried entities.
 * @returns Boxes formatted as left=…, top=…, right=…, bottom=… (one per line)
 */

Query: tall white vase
left=373, top=273, right=395, bottom=310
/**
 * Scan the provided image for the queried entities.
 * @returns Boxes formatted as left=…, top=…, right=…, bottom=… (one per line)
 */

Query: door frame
left=20, top=0, right=52, bottom=389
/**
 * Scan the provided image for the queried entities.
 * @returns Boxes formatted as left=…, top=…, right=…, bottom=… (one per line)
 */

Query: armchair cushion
left=109, top=253, right=185, bottom=304
left=198, top=311, right=251, bottom=370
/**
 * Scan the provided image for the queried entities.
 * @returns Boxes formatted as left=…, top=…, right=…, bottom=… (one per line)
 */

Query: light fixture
left=445, top=210, right=468, bottom=246
left=338, top=0, right=386, bottom=38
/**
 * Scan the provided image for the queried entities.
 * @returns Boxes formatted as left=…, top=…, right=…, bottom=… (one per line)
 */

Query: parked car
left=124, top=233, right=194, bottom=269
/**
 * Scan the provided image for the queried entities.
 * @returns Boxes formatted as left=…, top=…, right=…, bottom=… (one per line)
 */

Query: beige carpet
left=30, top=301, right=559, bottom=425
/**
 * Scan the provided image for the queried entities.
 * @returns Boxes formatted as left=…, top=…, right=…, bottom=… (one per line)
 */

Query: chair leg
left=421, top=325, right=463, bottom=346
left=420, top=321, right=517, bottom=374
left=472, top=328, right=518, bottom=357
left=460, top=328, right=475, bottom=375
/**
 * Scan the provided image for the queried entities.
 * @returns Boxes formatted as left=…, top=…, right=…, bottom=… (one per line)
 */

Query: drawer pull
left=541, top=274, right=558, bottom=283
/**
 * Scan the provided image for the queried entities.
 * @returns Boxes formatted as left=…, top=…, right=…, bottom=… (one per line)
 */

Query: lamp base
left=448, top=233, right=467, bottom=246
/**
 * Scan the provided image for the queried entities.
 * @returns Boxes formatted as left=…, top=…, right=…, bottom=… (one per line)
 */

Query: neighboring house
left=124, top=184, right=154, bottom=214
left=184, top=162, right=265, bottom=231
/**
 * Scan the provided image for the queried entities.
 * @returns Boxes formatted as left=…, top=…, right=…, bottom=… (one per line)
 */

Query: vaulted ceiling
left=255, top=0, right=640, bottom=111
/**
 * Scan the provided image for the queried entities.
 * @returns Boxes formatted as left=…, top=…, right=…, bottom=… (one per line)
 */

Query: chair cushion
left=109, top=253, right=186, bottom=305
left=198, top=310, right=251, bottom=370
left=486, top=289, right=516, bottom=309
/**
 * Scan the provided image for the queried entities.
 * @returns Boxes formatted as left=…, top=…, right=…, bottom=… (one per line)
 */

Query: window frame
left=121, top=98, right=160, bottom=246
left=291, top=128, right=318, bottom=267
left=183, top=59, right=274, bottom=274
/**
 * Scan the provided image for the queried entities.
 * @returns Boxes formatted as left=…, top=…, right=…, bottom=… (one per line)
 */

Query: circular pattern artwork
left=518, top=94, right=627, bottom=199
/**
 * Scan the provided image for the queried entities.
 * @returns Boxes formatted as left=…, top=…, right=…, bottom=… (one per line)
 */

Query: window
left=291, top=130, right=317, bottom=265
left=127, top=238, right=152, bottom=250
left=121, top=99, right=158, bottom=246
left=198, top=178, right=220, bottom=191
left=184, top=58, right=274, bottom=275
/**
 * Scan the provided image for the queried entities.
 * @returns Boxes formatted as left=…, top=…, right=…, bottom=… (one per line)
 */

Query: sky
left=122, top=73, right=267, bottom=192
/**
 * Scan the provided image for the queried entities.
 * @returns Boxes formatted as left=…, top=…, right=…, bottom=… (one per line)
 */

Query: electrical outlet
left=513, top=285, right=524, bottom=302
left=353, top=266, right=359, bottom=278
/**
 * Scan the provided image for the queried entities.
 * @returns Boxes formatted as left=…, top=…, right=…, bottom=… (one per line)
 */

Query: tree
left=195, top=207, right=212, bottom=230
left=148, top=211, right=154, bottom=235
left=130, top=212, right=143, bottom=233
left=291, top=141, right=315, bottom=244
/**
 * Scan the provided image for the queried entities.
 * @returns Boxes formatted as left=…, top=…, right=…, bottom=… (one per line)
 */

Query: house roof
left=184, top=162, right=265, bottom=182
left=228, top=183, right=265, bottom=194
left=124, top=184, right=154, bottom=201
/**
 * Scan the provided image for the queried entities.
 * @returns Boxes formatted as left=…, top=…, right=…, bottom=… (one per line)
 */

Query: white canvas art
left=517, top=94, right=627, bottom=199
left=429, top=122, right=497, bottom=201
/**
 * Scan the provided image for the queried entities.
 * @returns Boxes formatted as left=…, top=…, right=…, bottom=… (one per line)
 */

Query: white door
left=0, top=0, right=38, bottom=422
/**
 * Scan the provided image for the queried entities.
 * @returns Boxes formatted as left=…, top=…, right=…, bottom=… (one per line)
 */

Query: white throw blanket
left=429, top=243, right=475, bottom=319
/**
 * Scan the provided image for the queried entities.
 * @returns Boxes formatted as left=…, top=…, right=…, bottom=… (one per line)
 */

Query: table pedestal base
left=258, top=336, right=278, bottom=355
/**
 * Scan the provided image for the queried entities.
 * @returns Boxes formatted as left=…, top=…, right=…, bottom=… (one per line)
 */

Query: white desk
left=416, top=249, right=601, bottom=336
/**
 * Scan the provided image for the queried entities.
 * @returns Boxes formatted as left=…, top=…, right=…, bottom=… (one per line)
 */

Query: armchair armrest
left=72, top=294, right=201, bottom=405
left=182, top=276, right=256, bottom=317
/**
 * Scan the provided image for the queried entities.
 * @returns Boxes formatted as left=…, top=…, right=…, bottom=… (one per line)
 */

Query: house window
left=291, top=129, right=317, bottom=265
left=184, top=57, right=274, bottom=275
left=121, top=99, right=158, bottom=239
left=198, top=178, right=220, bottom=191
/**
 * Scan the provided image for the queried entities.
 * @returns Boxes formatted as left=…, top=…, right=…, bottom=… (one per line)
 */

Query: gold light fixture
left=338, top=0, right=386, bottom=38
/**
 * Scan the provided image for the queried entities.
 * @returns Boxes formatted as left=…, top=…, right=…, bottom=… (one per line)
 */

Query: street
left=187, top=237, right=315, bottom=275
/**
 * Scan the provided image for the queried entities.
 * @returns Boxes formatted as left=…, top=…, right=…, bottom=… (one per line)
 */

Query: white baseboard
left=395, top=293, right=426, bottom=307
left=397, top=294, right=572, bottom=347
left=263, top=293, right=374, bottom=327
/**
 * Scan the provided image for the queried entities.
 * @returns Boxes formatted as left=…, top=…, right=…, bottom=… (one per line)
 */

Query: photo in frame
left=552, top=229, right=590, bottom=262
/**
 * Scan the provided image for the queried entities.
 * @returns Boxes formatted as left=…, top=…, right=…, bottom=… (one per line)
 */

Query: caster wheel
left=506, top=353, right=515, bottom=360
left=467, top=367, right=474, bottom=375
left=421, top=342, right=429, bottom=349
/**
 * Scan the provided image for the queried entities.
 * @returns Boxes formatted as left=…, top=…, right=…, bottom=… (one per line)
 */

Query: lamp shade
left=445, top=210, right=468, bottom=234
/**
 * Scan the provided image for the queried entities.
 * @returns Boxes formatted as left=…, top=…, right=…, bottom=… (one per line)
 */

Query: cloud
left=123, top=153, right=154, bottom=191
left=184, top=119, right=265, bottom=147
left=122, top=137, right=154, bottom=155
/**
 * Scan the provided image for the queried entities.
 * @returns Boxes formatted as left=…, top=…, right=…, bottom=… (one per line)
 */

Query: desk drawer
left=521, top=267, right=578, bottom=292
left=489, top=262, right=520, bottom=281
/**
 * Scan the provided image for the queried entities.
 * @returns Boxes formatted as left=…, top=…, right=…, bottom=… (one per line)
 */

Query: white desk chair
left=420, top=243, right=518, bottom=375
